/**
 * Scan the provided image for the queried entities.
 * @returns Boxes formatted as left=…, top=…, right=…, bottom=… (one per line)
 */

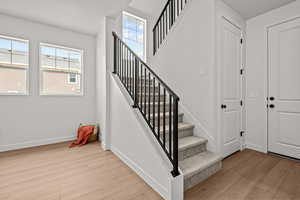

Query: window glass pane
left=69, top=52, right=81, bottom=71
left=12, top=40, right=28, bottom=66
left=41, top=71, right=81, bottom=95
left=0, top=36, right=29, bottom=95
left=41, top=46, right=55, bottom=68
left=56, top=48, right=69, bottom=70
left=122, top=13, right=146, bottom=60
left=0, top=67, right=27, bottom=94
left=0, top=39, right=11, bottom=64
left=40, top=44, right=82, bottom=95
left=123, top=16, right=137, bottom=30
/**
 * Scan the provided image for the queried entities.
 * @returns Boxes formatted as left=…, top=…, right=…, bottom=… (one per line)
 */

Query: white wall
left=0, top=14, right=96, bottom=151
left=148, top=0, right=218, bottom=151
left=246, top=0, right=300, bottom=152
left=109, top=74, right=183, bottom=200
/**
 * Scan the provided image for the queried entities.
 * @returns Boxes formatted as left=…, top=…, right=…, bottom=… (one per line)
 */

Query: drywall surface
left=246, top=0, right=300, bottom=152
left=148, top=0, right=218, bottom=151
left=0, top=14, right=96, bottom=151
left=109, top=74, right=183, bottom=200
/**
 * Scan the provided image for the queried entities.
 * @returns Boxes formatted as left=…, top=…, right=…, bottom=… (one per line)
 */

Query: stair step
left=139, top=93, right=166, bottom=102
left=178, top=136, right=207, bottom=161
left=149, top=112, right=184, bottom=125
left=141, top=102, right=170, bottom=113
left=159, top=123, right=194, bottom=139
left=179, top=151, right=222, bottom=190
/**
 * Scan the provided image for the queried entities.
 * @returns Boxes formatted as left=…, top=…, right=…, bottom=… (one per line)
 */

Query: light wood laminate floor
left=0, top=142, right=163, bottom=200
left=185, top=149, right=300, bottom=200
left=1, top=143, right=299, bottom=200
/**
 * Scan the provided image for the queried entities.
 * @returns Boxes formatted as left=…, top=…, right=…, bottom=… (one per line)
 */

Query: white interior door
left=221, top=18, right=242, bottom=158
left=268, top=18, right=300, bottom=159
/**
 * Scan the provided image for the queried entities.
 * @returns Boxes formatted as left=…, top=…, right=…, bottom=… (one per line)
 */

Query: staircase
left=113, top=32, right=222, bottom=192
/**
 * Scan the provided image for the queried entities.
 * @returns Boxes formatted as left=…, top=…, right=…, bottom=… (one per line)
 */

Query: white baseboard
left=111, top=146, right=169, bottom=200
left=246, top=143, right=266, bottom=153
left=0, top=135, right=76, bottom=152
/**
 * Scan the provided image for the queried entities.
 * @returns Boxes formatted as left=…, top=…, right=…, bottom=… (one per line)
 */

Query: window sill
left=0, top=92, right=29, bottom=96
left=39, top=93, right=84, bottom=97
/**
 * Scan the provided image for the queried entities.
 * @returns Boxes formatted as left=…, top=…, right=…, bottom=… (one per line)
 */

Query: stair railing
left=153, top=0, right=189, bottom=55
left=113, top=32, right=180, bottom=177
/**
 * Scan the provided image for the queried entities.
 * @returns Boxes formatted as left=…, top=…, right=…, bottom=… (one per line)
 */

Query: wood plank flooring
left=0, top=142, right=163, bottom=200
left=1, top=143, right=299, bottom=200
left=185, top=149, right=300, bottom=200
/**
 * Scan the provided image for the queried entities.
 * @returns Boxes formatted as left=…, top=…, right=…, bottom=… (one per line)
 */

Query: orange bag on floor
left=69, top=126, right=95, bottom=148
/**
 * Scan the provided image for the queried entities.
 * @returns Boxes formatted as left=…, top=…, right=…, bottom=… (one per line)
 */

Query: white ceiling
left=0, top=0, right=132, bottom=35
left=129, top=0, right=166, bottom=17
left=223, top=0, right=296, bottom=19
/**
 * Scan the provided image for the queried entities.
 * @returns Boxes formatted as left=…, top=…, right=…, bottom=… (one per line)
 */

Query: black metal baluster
left=153, top=28, right=156, bottom=54
left=158, top=83, right=161, bottom=140
left=169, top=2, right=172, bottom=29
left=177, top=0, right=179, bottom=16
left=132, top=55, right=134, bottom=96
left=133, top=57, right=139, bottom=108
left=140, top=64, right=143, bottom=109
left=144, top=68, right=147, bottom=115
left=172, top=97, right=179, bottom=176
left=129, top=52, right=132, bottom=95
left=162, top=14, right=165, bottom=41
left=125, top=49, right=128, bottom=87
left=169, top=95, right=172, bottom=158
left=113, top=35, right=116, bottom=74
left=163, top=89, right=166, bottom=149
left=148, top=73, right=151, bottom=121
left=118, top=40, right=121, bottom=79
left=181, top=0, right=183, bottom=11
left=152, top=78, right=156, bottom=133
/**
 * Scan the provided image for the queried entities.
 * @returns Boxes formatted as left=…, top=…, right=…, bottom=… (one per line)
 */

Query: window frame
left=122, top=11, right=147, bottom=61
left=39, top=42, right=84, bottom=97
left=0, top=34, right=30, bottom=96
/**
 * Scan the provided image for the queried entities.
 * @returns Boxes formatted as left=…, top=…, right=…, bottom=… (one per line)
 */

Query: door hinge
left=240, top=38, right=243, bottom=44
left=240, top=131, right=244, bottom=137
left=240, top=69, right=244, bottom=75
left=240, top=100, right=243, bottom=106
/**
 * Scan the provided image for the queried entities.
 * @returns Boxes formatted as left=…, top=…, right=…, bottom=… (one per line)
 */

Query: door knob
left=221, top=104, right=227, bottom=109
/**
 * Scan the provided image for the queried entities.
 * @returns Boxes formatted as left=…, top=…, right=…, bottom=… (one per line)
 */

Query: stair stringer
left=109, top=74, right=184, bottom=200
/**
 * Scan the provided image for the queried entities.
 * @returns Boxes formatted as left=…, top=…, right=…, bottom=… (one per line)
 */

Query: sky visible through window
left=0, top=39, right=28, bottom=52
left=123, top=13, right=146, bottom=60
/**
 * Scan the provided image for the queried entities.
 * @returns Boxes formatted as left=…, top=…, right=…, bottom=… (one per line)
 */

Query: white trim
left=246, top=142, right=266, bottom=153
left=111, top=146, right=169, bottom=200
left=0, top=135, right=76, bottom=152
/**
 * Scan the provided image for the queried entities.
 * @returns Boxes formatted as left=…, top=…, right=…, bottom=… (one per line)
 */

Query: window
left=40, top=43, right=83, bottom=95
left=68, top=73, right=78, bottom=84
left=0, top=35, right=29, bottom=95
left=122, top=12, right=146, bottom=61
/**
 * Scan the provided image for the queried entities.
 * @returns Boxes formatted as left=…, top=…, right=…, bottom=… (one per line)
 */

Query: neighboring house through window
left=122, top=12, right=146, bottom=61
left=0, top=35, right=29, bottom=95
left=39, top=43, right=83, bottom=95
